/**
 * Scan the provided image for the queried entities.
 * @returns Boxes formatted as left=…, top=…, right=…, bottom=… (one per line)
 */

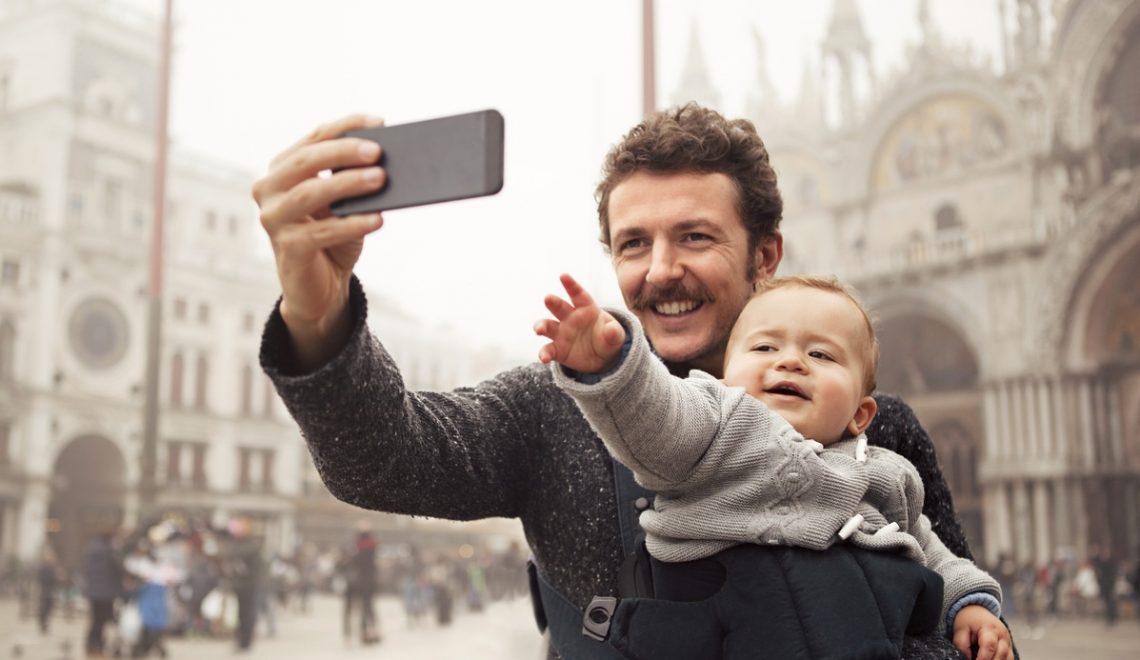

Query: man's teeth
left=654, top=301, right=698, bottom=316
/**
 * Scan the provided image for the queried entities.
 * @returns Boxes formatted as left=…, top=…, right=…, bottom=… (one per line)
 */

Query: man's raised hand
left=252, top=114, right=388, bottom=370
left=535, top=274, right=626, bottom=374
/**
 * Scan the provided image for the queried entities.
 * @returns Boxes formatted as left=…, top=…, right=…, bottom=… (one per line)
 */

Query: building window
left=0, top=320, right=15, bottom=381
left=240, top=364, right=253, bottom=416
left=195, top=354, right=209, bottom=410
left=1, top=259, right=18, bottom=287
left=0, top=421, right=10, bottom=465
left=172, top=298, right=186, bottom=321
left=166, top=440, right=208, bottom=489
left=228, top=214, right=238, bottom=235
left=206, top=210, right=216, bottom=231
left=198, top=303, right=210, bottom=325
left=0, top=73, right=9, bottom=113
left=170, top=352, right=184, bottom=407
left=242, top=312, right=255, bottom=334
left=238, top=447, right=275, bottom=493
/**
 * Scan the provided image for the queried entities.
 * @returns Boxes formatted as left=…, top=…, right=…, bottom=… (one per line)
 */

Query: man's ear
left=753, top=232, right=783, bottom=282
left=846, top=395, right=878, bottom=437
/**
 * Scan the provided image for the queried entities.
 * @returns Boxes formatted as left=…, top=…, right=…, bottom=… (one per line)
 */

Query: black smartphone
left=330, top=109, right=505, bottom=215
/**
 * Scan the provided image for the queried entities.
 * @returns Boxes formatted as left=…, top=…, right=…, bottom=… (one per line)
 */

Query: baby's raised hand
left=535, top=273, right=626, bottom=374
left=952, top=605, right=1013, bottom=660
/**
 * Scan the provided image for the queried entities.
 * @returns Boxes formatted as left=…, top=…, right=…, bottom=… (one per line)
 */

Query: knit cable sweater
left=260, top=276, right=989, bottom=659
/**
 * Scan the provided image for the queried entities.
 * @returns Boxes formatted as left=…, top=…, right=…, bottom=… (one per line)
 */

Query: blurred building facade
left=0, top=0, right=521, bottom=570
left=675, top=0, right=1140, bottom=566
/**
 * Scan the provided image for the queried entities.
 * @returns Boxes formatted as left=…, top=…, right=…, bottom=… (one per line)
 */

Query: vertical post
left=140, top=0, right=174, bottom=525
left=641, top=0, right=656, bottom=118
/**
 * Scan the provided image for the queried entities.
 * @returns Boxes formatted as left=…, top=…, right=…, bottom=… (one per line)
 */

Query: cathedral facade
left=674, top=0, right=1140, bottom=566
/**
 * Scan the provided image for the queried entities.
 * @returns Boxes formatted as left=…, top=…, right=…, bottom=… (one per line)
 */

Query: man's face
left=607, top=171, right=778, bottom=375
left=723, top=286, right=874, bottom=444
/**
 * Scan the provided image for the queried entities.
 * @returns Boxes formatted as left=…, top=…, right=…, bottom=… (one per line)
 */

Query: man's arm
left=261, top=275, right=533, bottom=521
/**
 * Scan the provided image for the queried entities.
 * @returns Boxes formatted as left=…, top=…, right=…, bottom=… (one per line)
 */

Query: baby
left=536, top=273, right=1012, bottom=660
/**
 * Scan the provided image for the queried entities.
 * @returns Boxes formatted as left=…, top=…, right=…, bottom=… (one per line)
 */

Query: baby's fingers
left=537, top=342, right=558, bottom=365
left=973, top=626, right=1003, bottom=660
left=544, top=294, right=575, bottom=321
left=559, top=273, right=596, bottom=309
left=951, top=627, right=973, bottom=659
left=534, top=318, right=561, bottom=342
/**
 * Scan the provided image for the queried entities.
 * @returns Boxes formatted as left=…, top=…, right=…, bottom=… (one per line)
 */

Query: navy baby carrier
left=527, top=462, right=944, bottom=659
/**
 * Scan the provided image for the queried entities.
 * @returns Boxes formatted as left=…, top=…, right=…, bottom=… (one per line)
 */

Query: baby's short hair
left=741, top=275, right=879, bottom=395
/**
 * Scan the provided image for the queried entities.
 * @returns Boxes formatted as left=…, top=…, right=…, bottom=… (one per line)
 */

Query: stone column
left=1051, top=478, right=1073, bottom=557
left=1033, top=480, right=1052, bottom=565
left=1076, top=378, right=1096, bottom=468
left=997, top=382, right=1013, bottom=461
left=1012, top=481, right=1033, bottom=564
left=985, top=482, right=1011, bottom=566
left=1011, top=379, right=1027, bottom=460
left=16, top=478, right=50, bottom=562
left=1051, top=377, right=1068, bottom=463
left=983, top=384, right=1001, bottom=461
left=1036, top=379, right=1053, bottom=461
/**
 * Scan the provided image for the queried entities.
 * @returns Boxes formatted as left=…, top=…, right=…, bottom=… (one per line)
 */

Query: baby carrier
left=528, top=462, right=944, bottom=659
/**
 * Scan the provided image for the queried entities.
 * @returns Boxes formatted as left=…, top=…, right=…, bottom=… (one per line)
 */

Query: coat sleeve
left=260, top=276, right=533, bottom=521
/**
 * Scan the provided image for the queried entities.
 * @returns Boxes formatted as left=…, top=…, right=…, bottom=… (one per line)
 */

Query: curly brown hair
left=595, top=103, right=783, bottom=253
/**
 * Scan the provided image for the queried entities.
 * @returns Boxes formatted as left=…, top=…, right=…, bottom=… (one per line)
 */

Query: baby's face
left=722, top=286, right=874, bottom=444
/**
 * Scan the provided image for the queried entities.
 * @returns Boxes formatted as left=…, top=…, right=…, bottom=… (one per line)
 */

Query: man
left=255, top=104, right=999, bottom=658
left=82, top=531, right=123, bottom=658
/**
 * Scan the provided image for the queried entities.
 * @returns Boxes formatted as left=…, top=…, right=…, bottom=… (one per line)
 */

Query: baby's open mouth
left=765, top=382, right=809, bottom=400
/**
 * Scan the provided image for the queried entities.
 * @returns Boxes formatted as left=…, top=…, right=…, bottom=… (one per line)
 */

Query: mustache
left=631, top=282, right=714, bottom=310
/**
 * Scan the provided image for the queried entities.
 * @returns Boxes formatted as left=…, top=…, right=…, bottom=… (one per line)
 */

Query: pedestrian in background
left=82, top=530, right=123, bottom=657
left=1092, top=545, right=1120, bottom=625
left=225, top=517, right=263, bottom=653
left=346, top=531, right=380, bottom=645
left=35, top=545, right=61, bottom=634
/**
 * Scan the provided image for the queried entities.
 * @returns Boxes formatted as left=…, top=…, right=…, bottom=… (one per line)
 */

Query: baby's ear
left=846, top=396, right=878, bottom=437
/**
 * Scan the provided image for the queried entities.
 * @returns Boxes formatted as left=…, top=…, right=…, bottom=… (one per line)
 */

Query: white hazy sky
left=148, top=0, right=1004, bottom=361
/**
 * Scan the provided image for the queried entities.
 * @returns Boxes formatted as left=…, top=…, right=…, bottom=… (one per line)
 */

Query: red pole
left=140, top=0, right=174, bottom=524
left=642, top=0, right=656, bottom=118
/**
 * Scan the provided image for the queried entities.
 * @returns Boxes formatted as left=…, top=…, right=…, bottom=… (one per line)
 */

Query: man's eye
left=618, top=238, right=645, bottom=252
left=681, top=233, right=711, bottom=243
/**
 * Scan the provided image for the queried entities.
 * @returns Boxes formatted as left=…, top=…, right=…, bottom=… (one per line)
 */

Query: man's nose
left=645, top=243, right=683, bottom=285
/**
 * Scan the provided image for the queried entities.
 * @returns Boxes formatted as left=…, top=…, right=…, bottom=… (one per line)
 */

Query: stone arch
left=1051, top=194, right=1140, bottom=371
left=874, top=312, right=980, bottom=397
left=1054, top=0, right=1140, bottom=150
left=839, top=74, right=1026, bottom=201
left=48, top=435, right=127, bottom=569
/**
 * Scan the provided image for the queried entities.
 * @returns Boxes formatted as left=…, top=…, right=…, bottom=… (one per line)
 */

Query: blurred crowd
left=986, top=545, right=1140, bottom=636
left=0, top=517, right=530, bottom=658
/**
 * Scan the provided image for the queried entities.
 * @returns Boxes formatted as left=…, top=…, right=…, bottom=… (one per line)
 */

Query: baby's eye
left=808, top=350, right=833, bottom=361
left=752, top=344, right=775, bottom=352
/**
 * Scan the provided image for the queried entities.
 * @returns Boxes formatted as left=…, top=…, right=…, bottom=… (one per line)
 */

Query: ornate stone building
left=0, top=0, right=521, bottom=569
left=675, top=0, right=1140, bottom=566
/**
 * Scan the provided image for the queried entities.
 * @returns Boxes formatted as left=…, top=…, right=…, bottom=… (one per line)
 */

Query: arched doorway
left=48, top=435, right=127, bottom=570
left=876, top=314, right=985, bottom=554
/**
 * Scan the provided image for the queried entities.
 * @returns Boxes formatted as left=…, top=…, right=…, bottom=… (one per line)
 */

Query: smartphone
left=330, top=109, right=504, bottom=215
